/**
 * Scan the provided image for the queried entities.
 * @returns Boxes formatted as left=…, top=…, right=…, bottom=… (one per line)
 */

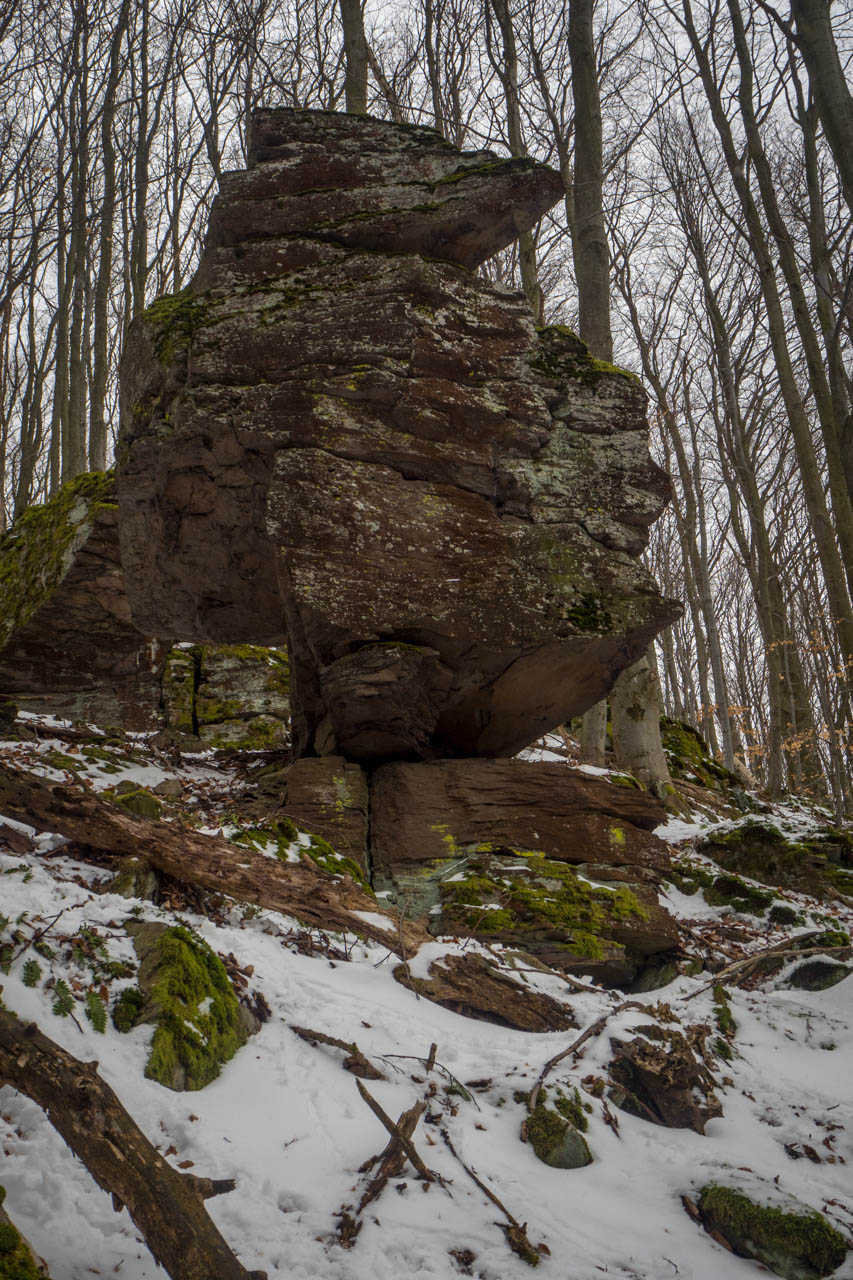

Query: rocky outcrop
left=118, top=108, right=680, bottom=764
left=369, top=758, right=669, bottom=874
left=162, top=643, right=290, bottom=751
left=0, top=472, right=168, bottom=731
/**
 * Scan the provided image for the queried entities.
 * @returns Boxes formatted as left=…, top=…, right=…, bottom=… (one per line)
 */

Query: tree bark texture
left=790, top=0, right=853, bottom=217
left=0, top=1010, right=259, bottom=1280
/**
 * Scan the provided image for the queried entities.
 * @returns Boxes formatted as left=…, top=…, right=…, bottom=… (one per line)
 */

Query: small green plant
left=21, top=959, right=42, bottom=988
left=84, top=990, right=107, bottom=1033
left=51, top=979, right=74, bottom=1017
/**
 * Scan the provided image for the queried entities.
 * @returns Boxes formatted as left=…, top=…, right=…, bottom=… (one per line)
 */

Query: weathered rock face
left=162, top=643, right=290, bottom=751
left=118, top=108, right=680, bottom=764
left=370, top=759, right=669, bottom=874
left=0, top=473, right=168, bottom=731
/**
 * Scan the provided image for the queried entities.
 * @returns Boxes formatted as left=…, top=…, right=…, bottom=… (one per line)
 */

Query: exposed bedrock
left=0, top=472, right=168, bottom=731
left=118, top=108, right=680, bottom=763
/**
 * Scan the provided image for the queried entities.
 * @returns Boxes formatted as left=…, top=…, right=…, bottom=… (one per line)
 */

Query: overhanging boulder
left=118, top=108, right=680, bottom=762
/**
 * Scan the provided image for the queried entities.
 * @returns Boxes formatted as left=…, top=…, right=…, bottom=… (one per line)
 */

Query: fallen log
left=0, top=1007, right=261, bottom=1280
left=0, top=762, right=422, bottom=955
left=0, top=762, right=573, bottom=1032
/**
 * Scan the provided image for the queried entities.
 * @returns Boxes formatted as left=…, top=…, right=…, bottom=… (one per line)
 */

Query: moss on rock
left=699, top=822, right=852, bottom=901
left=697, top=1185, right=848, bottom=1279
left=438, top=852, right=646, bottom=965
left=0, top=470, right=115, bottom=651
left=124, top=923, right=248, bottom=1091
left=526, top=1091, right=592, bottom=1169
left=660, top=718, right=737, bottom=791
left=142, top=288, right=211, bottom=365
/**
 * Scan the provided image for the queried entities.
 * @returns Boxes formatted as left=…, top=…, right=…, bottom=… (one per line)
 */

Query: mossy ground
left=0, top=1205, right=41, bottom=1279
left=439, top=853, right=646, bottom=961
left=698, top=1185, right=848, bottom=1277
left=660, top=718, right=737, bottom=791
left=699, top=821, right=853, bottom=900
left=0, top=470, right=115, bottom=649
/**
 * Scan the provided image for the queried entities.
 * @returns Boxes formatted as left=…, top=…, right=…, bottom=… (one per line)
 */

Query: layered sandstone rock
left=161, top=643, right=290, bottom=751
left=0, top=472, right=168, bottom=730
left=368, top=758, right=677, bottom=984
left=118, top=108, right=680, bottom=764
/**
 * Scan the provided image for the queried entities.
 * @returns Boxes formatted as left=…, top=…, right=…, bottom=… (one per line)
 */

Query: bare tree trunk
left=486, top=0, right=543, bottom=320
left=90, top=0, right=130, bottom=470
left=339, top=0, right=369, bottom=113
left=789, top=0, right=853, bottom=217
left=610, top=650, right=671, bottom=796
left=568, top=0, right=671, bottom=787
left=568, top=0, right=612, bottom=360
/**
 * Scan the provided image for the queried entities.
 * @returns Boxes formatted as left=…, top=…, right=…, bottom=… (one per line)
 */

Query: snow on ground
left=1, top=719, right=852, bottom=1280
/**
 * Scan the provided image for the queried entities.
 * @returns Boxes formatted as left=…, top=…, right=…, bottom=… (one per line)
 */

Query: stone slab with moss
left=697, top=821, right=853, bottom=902
left=696, top=1184, right=849, bottom=1279
left=117, top=922, right=250, bottom=1091
left=0, top=472, right=169, bottom=731
left=427, top=849, right=677, bottom=986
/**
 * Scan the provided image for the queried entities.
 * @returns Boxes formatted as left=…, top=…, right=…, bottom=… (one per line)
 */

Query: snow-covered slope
left=1, top=717, right=851, bottom=1280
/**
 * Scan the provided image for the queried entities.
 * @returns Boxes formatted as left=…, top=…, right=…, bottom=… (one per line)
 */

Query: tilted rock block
left=0, top=472, right=168, bottom=730
left=118, top=108, right=680, bottom=762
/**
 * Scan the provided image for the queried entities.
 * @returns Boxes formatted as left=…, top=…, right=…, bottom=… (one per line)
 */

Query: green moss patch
left=0, top=470, right=115, bottom=649
left=438, top=853, right=646, bottom=963
left=123, top=923, right=248, bottom=1091
left=697, top=1185, right=848, bottom=1279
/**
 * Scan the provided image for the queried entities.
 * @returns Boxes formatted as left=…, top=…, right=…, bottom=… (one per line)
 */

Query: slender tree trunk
left=90, top=0, right=129, bottom=471
left=568, top=0, right=612, bottom=360
left=789, top=0, right=853, bottom=216
left=339, top=0, right=369, bottom=113
left=610, top=650, right=671, bottom=796
left=487, top=0, right=543, bottom=320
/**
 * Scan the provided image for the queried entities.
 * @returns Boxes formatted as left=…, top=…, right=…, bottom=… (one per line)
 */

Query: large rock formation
left=0, top=472, right=291, bottom=743
left=118, top=108, right=680, bottom=765
left=0, top=472, right=168, bottom=730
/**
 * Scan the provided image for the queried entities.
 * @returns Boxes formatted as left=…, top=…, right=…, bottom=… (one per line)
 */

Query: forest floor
left=1, top=713, right=852, bottom=1280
